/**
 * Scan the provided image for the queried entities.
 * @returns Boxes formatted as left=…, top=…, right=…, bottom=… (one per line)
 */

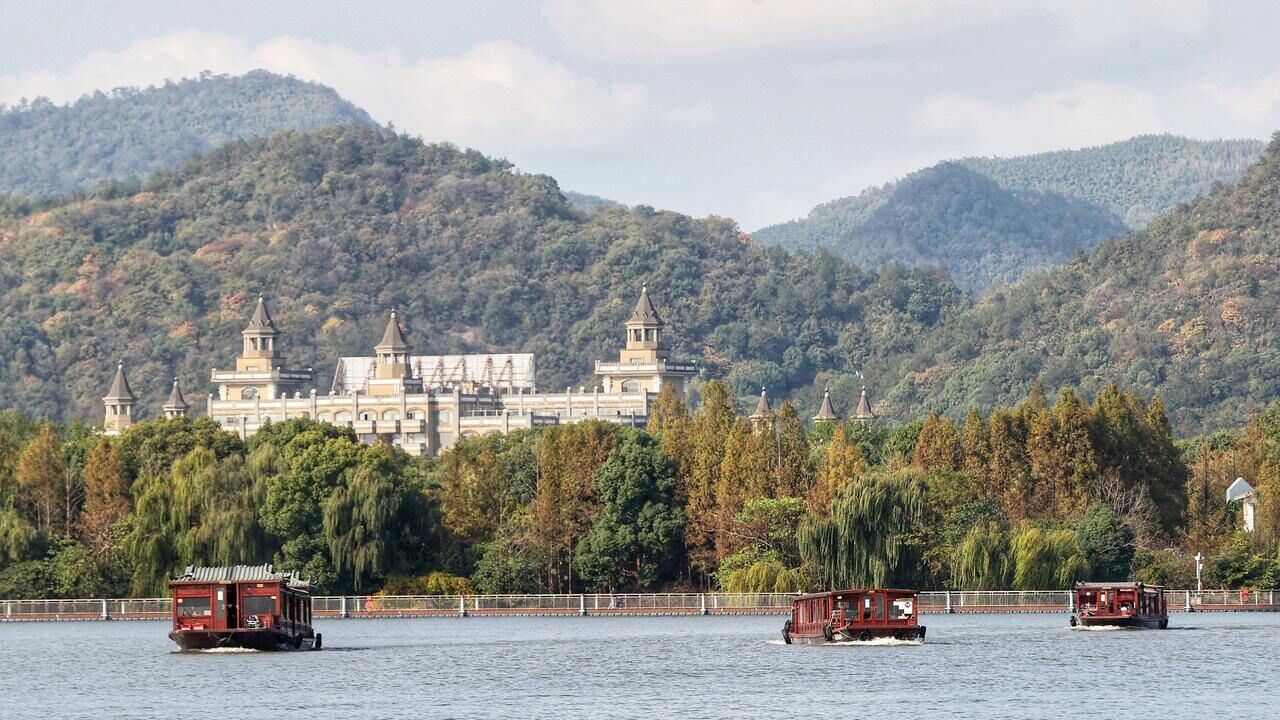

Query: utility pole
left=1194, top=552, right=1203, bottom=593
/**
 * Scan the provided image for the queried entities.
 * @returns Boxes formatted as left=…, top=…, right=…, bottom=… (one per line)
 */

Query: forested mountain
left=0, top=71, right=376, bottom=198
left=958, top=135, right=1265, bottom=228
left=564, top=191, right=625, bottom=214
left=887, top=133, right=1280, bottom=435
left=752, top=163, right=1127, bottom=291
left=754, top=135, right=1262, bottom=291
left=0, top=124, right=966, bottom=423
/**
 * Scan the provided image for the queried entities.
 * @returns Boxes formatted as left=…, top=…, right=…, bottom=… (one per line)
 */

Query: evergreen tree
left=914, top=411, right=961, bottom=471
left=78, top=439, right=129, bottom=555
left=807, top=425, right=867, bottom=517
left=771, top=402, right=811, bottom=498
left=683, top=381, right=737, bottom=581
left=16, top=424, right=63, bottom=535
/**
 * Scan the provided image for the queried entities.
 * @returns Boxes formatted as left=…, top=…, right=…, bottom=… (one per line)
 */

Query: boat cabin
left=784, top=588, right=924, bottom=644
left=1072, top=582, right=1168, bottom=629
left=169, top=564, right=319, bottom=650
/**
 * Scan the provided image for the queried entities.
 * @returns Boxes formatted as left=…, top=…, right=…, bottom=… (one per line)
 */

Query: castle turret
left=162, top=377, right=190, bottom=419
left=853, top=386, right=877, bottom=424
left=812, top=387, right=838, bottom=423
left=211, top=295, right=313, bottom=402
left=750, top=386, right=773, bottom=431
left=103, top=361, right=136, bottom=436
left=594, top=285, right=695, bottom=395
left=367, top=310, right=421, bottom=397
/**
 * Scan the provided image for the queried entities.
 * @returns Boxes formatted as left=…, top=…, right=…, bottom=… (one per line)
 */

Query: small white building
left=1226, top=477, right=1257, bottom=533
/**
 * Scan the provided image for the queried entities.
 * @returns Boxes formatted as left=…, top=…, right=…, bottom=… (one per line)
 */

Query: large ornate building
left=103, top=287, right=697, bottom=455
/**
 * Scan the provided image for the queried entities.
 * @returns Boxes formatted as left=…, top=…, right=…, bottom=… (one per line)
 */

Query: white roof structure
left=1226, top=477, right=1255, bottom=503
left=331, top=353, right=536, bottom=394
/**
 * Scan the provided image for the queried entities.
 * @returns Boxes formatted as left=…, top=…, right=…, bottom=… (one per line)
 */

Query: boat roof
left=1075, top=581, right=1164, bottom=591
left=170, top=564, right=311, bottom=590
left=796, top=588, right=918, bottom=601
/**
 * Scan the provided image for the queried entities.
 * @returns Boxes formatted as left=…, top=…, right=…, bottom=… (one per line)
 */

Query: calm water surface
left=2, top=612, right=1277, bottom=719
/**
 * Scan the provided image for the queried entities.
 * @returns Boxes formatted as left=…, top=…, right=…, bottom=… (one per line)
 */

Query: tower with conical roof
left=162, top=377, right=190, bottom=419
left=368, top=310, right=421, bottom=396
left=749, top=386, right=774, bottom=431
left=103, top=361, right=136, bottom=435
left=212, top=295, right=313, bottom=403
left=595, top=285, right=696, bottom=396
left=812, top=387, right=838, bottom=423
left=853, top=386, right=877, bottom=424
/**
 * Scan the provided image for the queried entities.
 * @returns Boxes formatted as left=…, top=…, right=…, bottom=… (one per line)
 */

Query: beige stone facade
left=191, top=288, right=695, bottom=455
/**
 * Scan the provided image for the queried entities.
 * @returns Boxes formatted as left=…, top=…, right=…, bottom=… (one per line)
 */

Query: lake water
left=2, top=612, right=1277, bottom=719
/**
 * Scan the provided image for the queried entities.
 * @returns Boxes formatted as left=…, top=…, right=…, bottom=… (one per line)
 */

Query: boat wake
left=182, top=646, right=262, bottom=653
left=1069, top=625, right=1135, bottom=632
left=825, top=637, right=923, bottom=647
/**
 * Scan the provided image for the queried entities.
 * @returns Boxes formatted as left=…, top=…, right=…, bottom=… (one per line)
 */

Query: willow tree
left=121, top=471, right=176, bottom=596
left=323, top=451, right=402, bottom=591
left=1010, top=525, right=1089, bottom=589
left=0, top=501, right=36, bottom=564
left=799, top=470, right=926, bottom=588
left=950, top=521, right=1011, bottom=590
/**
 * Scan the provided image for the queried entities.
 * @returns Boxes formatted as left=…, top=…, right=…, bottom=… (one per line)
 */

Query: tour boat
left=782, top=589, right=925, bottom=644
left=1071, top=581, right=1168, bottom=629
left=169, top=564, right=321, bottom=650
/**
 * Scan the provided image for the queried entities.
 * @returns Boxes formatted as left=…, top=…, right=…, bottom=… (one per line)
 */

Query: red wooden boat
left=783, top=589, right=925, bottom=644
left=169, top=564, right=321, bottom=650
left=1071, top=582, right=1168, bottom=629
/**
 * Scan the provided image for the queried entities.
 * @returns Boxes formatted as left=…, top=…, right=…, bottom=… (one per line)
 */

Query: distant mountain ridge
left=887, top=132, right=1280, bottom=434
left=754, top=135, right=1264, bottom=292
left=0, top=70, right=377, bottom=198
left=957, top=134, right=1266, bottom=229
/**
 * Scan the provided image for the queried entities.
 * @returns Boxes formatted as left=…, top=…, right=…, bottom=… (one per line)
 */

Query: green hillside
left=958, top=134, right=1265, bottom=228
left=0, top=70, right=376, bottom=198
left=755, top=135, right=1263, bottom=292
left=753, top=163, right=1127, bottom=291
left=889, top=133, right=1280, bottom=434
left=0, top=124, right=966, bottom=423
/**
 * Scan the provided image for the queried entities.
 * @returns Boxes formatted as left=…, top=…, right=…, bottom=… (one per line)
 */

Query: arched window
left=317, top=413, right=332, bottom=423
left=407, top=409, right=425, bottom=420
left=241, top=387, right=258, bottom=400
left=620, top=379, right=641, bottom=392
left=437, top=410, right=453, bottom=424
left=360, top=412, right=374, bottom=421
left=382, top=410, right=400, bottom=421
left=334, top=411, right=352, bottom=423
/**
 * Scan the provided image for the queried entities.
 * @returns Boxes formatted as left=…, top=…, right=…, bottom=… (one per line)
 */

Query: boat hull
left=1073, top=615, right=1167, bottom=629
left=169, top=628, right=319, bottom=651
left=786, top=625, right=926, bottom=644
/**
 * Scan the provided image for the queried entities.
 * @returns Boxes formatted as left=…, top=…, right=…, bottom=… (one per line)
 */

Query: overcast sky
left=4, top=1, right=1280, bottom=229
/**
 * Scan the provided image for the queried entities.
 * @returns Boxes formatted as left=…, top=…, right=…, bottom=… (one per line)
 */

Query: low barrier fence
left=3, top=589, right=1278, bottom=621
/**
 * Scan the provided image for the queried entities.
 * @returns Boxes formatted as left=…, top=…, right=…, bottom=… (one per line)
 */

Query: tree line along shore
left=0, top=380, right=1276, bottom=599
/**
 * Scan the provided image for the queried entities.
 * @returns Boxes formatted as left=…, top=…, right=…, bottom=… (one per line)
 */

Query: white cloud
left=0, top=32, right=649, bottom=152
left=542, top=0, right=1211, bottom=64
left=1196, top=71, right=1280, bottom=129
left=911, top=81, right=1166, bottom=157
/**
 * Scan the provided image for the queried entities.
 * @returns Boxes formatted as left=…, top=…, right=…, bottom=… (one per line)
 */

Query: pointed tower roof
left=375, top=310, right=411, bottom=352
left=243, top=295, right=277, bottom=333
left=750, top=386, right=772, bottom=419
left=853, top=386, right=876, bottom=422
left=163, top=377, right=190, bottom=412
left=628, top=284, right=664, bottom=326
left=812, top=387, right=838, bottom=422
left=103, top=361, right=135, bottom=402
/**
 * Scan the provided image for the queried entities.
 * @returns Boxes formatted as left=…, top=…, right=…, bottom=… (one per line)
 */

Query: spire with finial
left=813, top=387, right=838, bottom=422
left=853, top=386, right=876, bottom=423
left=375, top=309, right=411, bottom=353
left=629, top=283, right=663, bottom=325
left=162, top=377, right=190, bottom=418
left=103, top=360, right=137, bottom=435
left=750, top=386, right=772, bottom=419
left=103, top=360, right=136, bottom=403
left=244, top=294, right=276, bottom=332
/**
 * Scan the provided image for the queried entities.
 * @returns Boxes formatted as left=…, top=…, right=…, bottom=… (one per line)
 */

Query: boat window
left=890, top=597, right=914, bottom=619
left=243, top=595, right=276, bottom=616
left=178, top=596, right=211, bottom=617
left=874, top=594, right=885, bottom=621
